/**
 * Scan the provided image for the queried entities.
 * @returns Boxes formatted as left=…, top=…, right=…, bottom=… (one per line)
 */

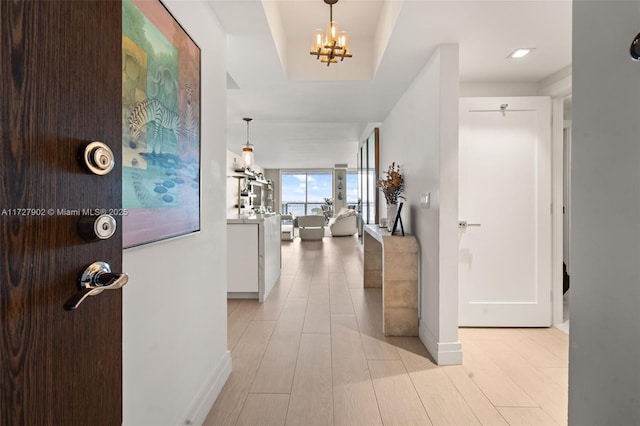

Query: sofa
left=329, top=208, right=358, bottom=237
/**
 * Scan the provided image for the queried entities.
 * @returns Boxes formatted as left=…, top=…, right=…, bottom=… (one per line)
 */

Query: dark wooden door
left=1, top=2, right=122, bottom=424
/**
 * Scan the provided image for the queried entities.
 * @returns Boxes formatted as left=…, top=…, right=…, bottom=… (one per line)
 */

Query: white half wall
left=570, top=2, right=640, bottom=424
left=122, top=2, right=231, bottom=425
left=379, top=44, right=461, bottom=365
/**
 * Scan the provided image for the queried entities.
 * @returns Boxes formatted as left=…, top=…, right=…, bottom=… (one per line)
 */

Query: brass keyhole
left=93, top=148, right=112, bottom=169
left=77, top=214, right=116, bottom=240
left=83, top=142, right=115, bottom=176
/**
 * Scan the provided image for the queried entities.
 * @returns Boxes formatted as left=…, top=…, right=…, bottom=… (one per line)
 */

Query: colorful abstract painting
left=122, top=0, right=200, bottom=248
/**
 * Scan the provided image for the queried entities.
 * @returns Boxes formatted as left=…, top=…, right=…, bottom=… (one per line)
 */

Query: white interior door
left=459, top=97, right=552, bottom=327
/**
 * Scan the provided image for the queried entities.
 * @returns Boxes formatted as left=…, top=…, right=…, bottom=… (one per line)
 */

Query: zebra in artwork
left=182, top=84, right=198, bottom=141
left=128, top=98, right=180, bottom=155
left=176, top=83, right=199, bottom=161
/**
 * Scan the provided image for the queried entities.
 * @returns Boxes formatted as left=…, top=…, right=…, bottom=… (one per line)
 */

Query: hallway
left=205, top=235, right=568, bottom=425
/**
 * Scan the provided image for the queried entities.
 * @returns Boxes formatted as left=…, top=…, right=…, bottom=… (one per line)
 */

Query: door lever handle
left=458, top=220, right=481, bottom=229
left=93, top=272, right=128, bottom=288
left=64, top=261, right=128, bottom=311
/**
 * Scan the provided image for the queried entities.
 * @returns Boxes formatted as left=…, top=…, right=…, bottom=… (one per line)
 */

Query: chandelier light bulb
left=311, top=29, right=324, bottom=52
left=326, top=21, right=340, bottom=45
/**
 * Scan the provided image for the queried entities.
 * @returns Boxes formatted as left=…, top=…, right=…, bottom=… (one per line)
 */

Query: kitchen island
left=227, top=214, right=281, bottom=302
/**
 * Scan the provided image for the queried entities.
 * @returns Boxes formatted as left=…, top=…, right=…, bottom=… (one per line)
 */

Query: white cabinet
left=227, top=224, right=259, bottom=293
left=227, top=214, right=281, bottom=301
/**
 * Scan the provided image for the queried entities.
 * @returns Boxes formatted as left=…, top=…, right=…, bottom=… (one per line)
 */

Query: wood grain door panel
left=1, top=2, right=123, bottom=424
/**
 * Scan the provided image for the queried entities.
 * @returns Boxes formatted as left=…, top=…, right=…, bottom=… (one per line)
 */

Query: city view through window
left=281, top=171, right=359, bottom=217
left=281, top=172, right=331, bottom=217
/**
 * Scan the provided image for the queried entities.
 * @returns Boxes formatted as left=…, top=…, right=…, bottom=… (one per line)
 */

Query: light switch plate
left=420, top=192, right=430, bottom=208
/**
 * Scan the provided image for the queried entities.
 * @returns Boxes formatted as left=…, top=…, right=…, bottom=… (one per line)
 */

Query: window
left=357, top=128, right=379, bottom=226
left=281, top=171, right=333, bottom=216
left=347, top=171, right=358, bottom=207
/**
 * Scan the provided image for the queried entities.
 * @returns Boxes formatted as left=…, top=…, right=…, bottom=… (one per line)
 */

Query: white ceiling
left=208, top=0, right=572, bottom=169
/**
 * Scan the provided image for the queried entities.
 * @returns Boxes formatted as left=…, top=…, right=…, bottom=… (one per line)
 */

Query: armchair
left=298, top=215, right=326, bottom=241
left=329, top=208, right=358, bottom=237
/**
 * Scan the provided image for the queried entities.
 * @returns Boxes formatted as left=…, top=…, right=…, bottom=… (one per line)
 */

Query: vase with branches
left=377, top=162, right=404, bottom=205
left=377, top=162, right=404, bottom=230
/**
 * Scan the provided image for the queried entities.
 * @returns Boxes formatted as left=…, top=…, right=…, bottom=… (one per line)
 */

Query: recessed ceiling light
left=508, top=48, right=534, bottom=59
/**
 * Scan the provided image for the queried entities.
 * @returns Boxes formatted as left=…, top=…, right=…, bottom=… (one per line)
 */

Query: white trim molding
left=538, top=65, right=572, bottom=98
left=419, top=321, right=463, bottom=366
left=551, top=97, right=566, bottom=326
left=182, top=350, right=232, bottom=426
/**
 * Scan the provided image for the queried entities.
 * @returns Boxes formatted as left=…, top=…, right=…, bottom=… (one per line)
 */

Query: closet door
left=459, top=97, right=552, bottom=326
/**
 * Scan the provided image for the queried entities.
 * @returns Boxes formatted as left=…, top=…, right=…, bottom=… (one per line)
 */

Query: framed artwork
left=122, top=0, right=201, bottom=248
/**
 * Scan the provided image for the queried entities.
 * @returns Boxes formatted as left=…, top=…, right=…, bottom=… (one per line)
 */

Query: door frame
left=543, top=76, right=572, bottom=326
left=551, top=97, right=565, bottom=325
left=563, top=120, right=572, bottom=276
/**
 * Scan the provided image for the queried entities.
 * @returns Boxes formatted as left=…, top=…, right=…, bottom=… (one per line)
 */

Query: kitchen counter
left=226, top=212, right=279, bottom=224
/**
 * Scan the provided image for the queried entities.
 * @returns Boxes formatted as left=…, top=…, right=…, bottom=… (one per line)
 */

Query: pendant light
left=309, top=0, right=352, bottom=66
left=241, top=117, right=254, bottom=170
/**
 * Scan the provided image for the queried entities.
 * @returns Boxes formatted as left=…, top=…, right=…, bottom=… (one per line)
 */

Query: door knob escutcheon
left=64, top=261, right=127, bottom=311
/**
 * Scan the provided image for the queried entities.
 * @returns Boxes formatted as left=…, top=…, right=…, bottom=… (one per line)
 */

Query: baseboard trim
left=419, top=321, right=463, bottom=366
left=182, top=350, right=232, bottom=425
left=227, top=292, right=258, bottom=299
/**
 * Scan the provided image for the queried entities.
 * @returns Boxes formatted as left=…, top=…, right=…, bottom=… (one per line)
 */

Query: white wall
left=379, top=44, right=461, bottom=365
left=460, top=82, right=539, bottom=97
left=122, top=2, right=231, bottom=425
left=461, top=66, right=572, bottom=99
left=570, top=2, right=640, bottom=424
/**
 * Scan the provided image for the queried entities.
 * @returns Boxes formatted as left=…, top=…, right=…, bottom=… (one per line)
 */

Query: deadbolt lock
left=83, top=141, right=115, bottom=175
left=78, top=214, right=117, bottom=240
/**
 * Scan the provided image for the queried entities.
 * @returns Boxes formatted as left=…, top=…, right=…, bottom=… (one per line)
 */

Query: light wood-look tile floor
left=205, top=235, right=568, bottom=426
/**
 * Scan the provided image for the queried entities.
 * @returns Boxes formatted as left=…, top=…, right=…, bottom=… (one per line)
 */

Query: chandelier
left=309, top=0, right=352, bottom=66
left=241, top=118, right=254, bottom=169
